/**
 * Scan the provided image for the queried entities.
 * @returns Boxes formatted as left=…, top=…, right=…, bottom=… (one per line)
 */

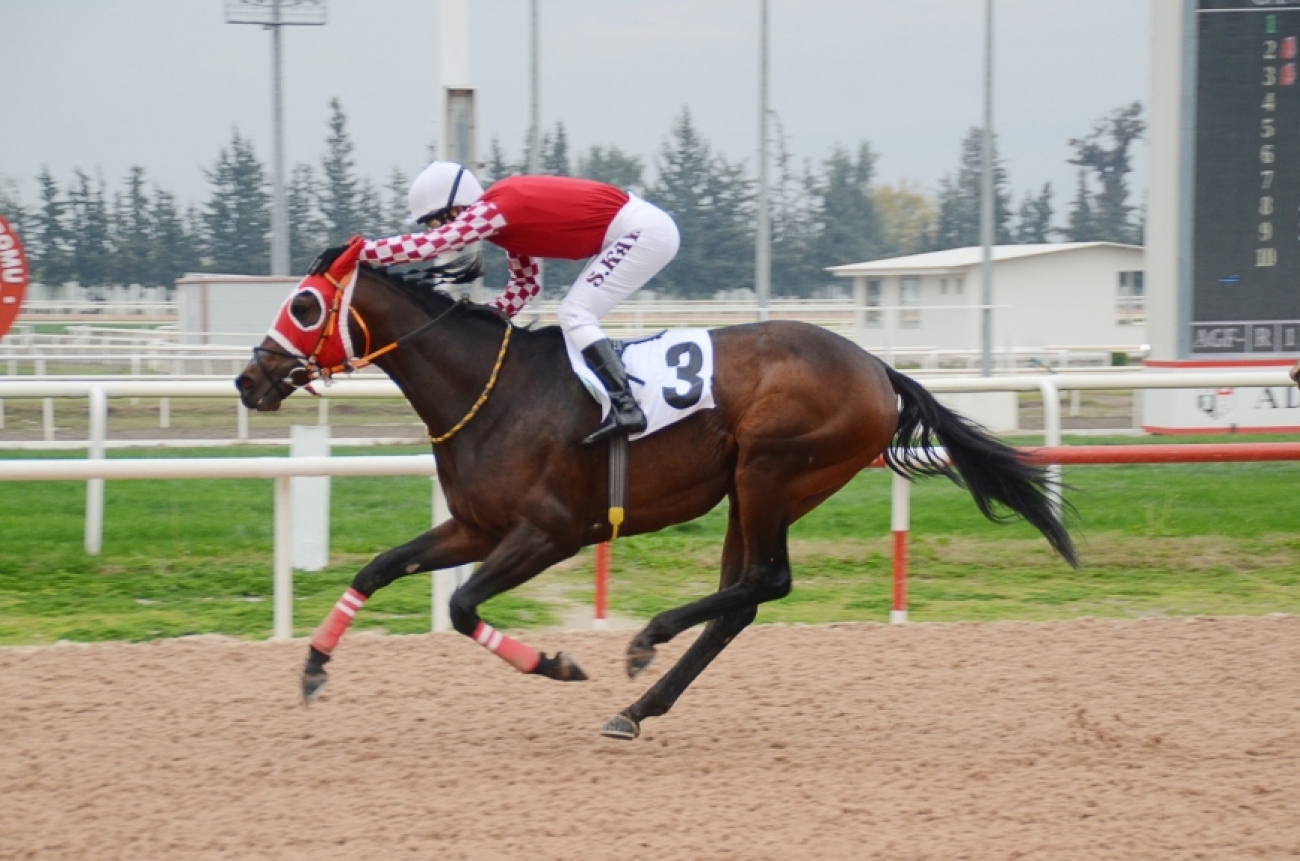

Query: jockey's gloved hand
left=307, top=236, right=364, bottom=276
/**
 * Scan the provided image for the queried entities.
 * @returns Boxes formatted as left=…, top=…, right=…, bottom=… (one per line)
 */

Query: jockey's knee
left=559, top=315, right=605, bottom=352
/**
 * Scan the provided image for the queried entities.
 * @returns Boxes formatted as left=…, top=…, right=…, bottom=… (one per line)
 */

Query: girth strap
left=608, top=434, right=628, bottom=540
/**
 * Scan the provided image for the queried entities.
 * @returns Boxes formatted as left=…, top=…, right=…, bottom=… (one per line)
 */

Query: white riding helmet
left=407, top=161, right=484, bottom=224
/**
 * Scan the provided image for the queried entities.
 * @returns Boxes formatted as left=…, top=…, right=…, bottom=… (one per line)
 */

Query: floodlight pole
left=270, top=0, right=289, bottom=277
left=528, top=0, right=541, bottom=175
left=227, top=0, right=327, bottom=276
left=755, top=0, right=771, bottom=321
left=979, top=0, right=995, bottom=377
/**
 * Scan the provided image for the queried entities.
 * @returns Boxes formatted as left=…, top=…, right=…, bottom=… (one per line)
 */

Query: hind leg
left=602, top=493, right=790, bottom=738
left=302, top=517, right=495, bottom=702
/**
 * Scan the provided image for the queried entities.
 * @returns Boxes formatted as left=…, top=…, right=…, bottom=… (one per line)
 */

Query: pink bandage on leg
left=472, top=621, right=540, bottom=673
left=310, top=588, right=367, bottom=655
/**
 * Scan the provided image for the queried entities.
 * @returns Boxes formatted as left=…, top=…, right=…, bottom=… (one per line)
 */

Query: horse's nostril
left=235, top=374, right=253, bottom=392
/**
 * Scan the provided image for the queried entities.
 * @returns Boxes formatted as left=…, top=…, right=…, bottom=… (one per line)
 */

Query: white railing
left=0, top=369, right=1294, bottom=639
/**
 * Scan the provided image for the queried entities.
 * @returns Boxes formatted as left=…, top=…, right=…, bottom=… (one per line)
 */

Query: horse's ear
left=308, top=237, right=365, bottom=278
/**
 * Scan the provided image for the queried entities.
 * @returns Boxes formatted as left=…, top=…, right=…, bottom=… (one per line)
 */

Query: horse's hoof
left=534, top=651, right=588, bottom=681
left=600, top=713, right=641, bottom=740
left=626, top=644, right=656, bottom=678
left=301, top=670, right=328, bottom=705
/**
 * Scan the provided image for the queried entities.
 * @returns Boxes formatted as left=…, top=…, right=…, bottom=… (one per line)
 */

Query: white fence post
left=1038, top=378, right=1063, bottom=519
left=273, top=475, right=293, bottom=640
left=290, top=425, right=330, bottom=571
left=84, top=385, right=106, bottom=555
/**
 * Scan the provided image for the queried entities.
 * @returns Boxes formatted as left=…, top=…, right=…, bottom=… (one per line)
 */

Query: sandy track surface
left=2, top=616, right=1298, bottom=860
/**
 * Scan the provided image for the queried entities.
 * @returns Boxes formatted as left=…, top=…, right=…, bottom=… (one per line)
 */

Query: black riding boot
left=580, top=339, right=647, bottom=446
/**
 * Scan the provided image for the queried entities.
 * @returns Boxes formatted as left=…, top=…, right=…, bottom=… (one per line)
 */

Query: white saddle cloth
left=564, top=329, right=716, bottom=441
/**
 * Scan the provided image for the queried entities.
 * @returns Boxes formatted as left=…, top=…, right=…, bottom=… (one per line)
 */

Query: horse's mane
left=359, top=263, right=560, bottom=341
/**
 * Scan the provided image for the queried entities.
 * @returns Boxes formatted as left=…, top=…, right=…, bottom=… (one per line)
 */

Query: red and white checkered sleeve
left=360, top=202, right=507, bottom=266
left=489, top=254, right=542, bottom=318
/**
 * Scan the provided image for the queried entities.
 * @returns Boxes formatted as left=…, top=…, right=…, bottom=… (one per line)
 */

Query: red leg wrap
left=472, top=622, right=540, bottom=673
left=310, top=588, right=367, bottom=655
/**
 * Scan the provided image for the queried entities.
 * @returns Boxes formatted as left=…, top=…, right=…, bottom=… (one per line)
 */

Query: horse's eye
left=290, top=293, right=323, bottom=328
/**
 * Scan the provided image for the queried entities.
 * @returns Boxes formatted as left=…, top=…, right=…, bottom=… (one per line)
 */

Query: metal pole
left=269, top=0, right=290, bottom=276
left=528, top=0, right=540, bottom=175
left=755, top=0, right=771, bottom=321
left=979, top=0, right=995, bottom=377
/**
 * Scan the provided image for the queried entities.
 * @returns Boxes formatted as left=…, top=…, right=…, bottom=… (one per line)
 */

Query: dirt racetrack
left=2, top=616, right=1299, bottom=860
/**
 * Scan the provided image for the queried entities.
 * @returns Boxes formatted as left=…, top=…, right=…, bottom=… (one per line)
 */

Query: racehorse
left=235, top=259, right=1078, bottom=740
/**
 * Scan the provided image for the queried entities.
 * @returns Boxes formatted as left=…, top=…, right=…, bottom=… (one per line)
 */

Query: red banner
left=0, top=214, right=28, bottom=339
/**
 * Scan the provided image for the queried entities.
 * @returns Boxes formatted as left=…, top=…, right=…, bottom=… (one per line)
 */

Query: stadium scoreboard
left=1193, top=0, right=1300, bottom=355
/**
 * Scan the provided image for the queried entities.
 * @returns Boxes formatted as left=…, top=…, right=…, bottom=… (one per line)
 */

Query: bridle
left=255, top=270, right=511, bottom=445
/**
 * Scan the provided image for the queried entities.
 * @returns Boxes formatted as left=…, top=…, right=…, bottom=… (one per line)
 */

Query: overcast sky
left=3, top=0, right=1150, bottom=223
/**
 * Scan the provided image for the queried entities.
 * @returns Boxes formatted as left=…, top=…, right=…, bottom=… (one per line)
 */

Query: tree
left=874, top=180, right=936, bottom=258
left=648, top=107, right=753, bottom=298
left=111, top=166, right=152, bottom=287
left=319, top=98, right=368, bottom=243
left=1064, top=170, right=1099, bottom=242
left=201, top=129, right=270, bottom=274
left=482, top=138, right=518, bottom=185
left=1066, top=101, right=1146, bottom=243
left=765, top=118, right=820, bottom=295
left=1012, top=182, right=1055, bottom=244
left=67, top=169, right=112, bottom=293
left=287, top=163, right=326, bottom=273
left=577, top=145, right=645, bottom=194
left=931, top=127, right=1012, bottom=250
left=147, top=186, right=196, bottom=293
left=382, top=167, right=411, bottom=236
left=540, top=123, right=572, bottom=176
left=29, top=169, right=73, bottom=288
left=812, top=143, right=887, bottom=269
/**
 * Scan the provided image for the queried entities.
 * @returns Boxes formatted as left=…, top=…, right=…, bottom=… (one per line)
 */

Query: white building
left=826, top=242, right=1147, bottom=365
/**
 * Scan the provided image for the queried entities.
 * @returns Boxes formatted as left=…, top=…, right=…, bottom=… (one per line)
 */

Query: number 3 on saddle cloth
left=564, top=330, right=716, bottom=439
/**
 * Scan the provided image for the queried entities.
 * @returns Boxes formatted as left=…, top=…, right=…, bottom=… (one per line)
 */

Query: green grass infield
left=1, top=436, right=1298, bottom=645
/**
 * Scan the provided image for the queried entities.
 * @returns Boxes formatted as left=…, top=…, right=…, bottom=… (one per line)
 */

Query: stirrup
left=583, top=409, right=646, bottom=446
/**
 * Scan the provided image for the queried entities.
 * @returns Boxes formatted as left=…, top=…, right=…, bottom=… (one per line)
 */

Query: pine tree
left=482, top=138, right=518, bottom=185
left=1064, top=170, right=1099, bottom=242
left=1067, top=101, right=1145, bottom=243
left=382, top=167, right=410, bottom=236
left=319, top=98, right=367, bottom=243
left=766, top=119, right=820, bottom=295
left=147, top=186, right=195, bottom=293
left=111, top=166, right=152, bottom=288
left=931, top=128, right=1012, bottom=251
left=648, top=107, right=754, bottom=298
left=0, top=177, right=28, bottom=238
left=287, top=163, right=326, bottom=273
left=540, top=123, right=572, bottom=176
left=576, top=146, right=644, bottom=194
left=30, top=169, right=73, bottom=288
left=1012, top=182, right=1055, bottom=244
left=202, top=129, right=271, bottom=274
left=813, top=143, right=887, bottom=269
left=68, top=169, right=112, bottom=294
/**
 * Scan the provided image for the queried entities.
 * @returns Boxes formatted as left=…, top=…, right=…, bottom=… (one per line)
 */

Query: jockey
left=357, top=161, right=680, bottom=446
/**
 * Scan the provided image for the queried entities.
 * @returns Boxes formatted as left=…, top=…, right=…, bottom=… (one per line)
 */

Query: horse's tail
left=882, top=364, right=1079, bottom=568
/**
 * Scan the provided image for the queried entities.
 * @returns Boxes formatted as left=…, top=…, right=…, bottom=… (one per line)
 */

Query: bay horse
left=235, top=261, right=1078, bottom=740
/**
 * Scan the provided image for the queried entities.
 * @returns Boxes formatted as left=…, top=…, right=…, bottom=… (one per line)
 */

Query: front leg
left=302, top=517, right=495, bottom=703
left=447, top=521, right=587, bottom=681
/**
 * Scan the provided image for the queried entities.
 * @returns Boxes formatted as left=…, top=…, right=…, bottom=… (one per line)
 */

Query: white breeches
left=557, top=194, right=680, bottom=352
